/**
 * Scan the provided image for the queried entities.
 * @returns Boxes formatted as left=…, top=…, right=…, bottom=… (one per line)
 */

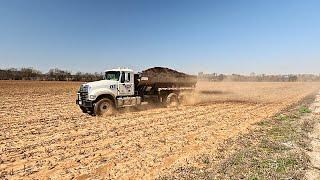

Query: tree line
left=2, top=67, right=320, bottom=82
left=198, top=72, right=320, bottom=82
left=0, top=67, right=103, bottom=81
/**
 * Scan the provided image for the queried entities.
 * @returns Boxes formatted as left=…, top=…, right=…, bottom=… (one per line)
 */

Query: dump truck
left=76, top=67, right=197, bottom=116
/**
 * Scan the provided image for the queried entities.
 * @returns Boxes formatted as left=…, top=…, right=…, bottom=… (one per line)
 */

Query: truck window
left=121, top=72, right=125, bottom=83
left=104, top=71, right=120, bottom=81
left=127, top=73, right=131, bottom=82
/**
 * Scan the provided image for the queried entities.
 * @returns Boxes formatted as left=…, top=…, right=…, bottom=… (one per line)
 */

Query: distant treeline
left=2, top=67, right=320, bottom=82
left=198, top=72, right=320, bottom=82
left=0, top=67, right=103, bottom=81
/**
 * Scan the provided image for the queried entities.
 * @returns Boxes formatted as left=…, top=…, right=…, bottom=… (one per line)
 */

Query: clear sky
left=0, top=0, right=320, bottom=74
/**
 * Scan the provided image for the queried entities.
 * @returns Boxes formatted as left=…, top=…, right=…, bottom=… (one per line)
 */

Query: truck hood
left=83, top=80, right=118, bottom=91
left=84, top=80, right=118, bottom=88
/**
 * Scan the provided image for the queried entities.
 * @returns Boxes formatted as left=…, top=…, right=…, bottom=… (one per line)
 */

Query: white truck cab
left=85, top=68, right=134, bottom=99
left=76, top=68, right=139, bottom=115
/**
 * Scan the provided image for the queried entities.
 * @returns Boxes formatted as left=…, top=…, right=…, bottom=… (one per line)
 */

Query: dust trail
left=183, top=81, right=320, bottom=106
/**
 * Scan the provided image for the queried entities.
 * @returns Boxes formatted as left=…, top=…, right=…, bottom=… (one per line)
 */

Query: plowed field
left=0, top=81, right=319, bottom=179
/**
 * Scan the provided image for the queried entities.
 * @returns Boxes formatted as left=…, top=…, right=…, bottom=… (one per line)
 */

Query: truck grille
left=79, top=92, right=88, bottom=100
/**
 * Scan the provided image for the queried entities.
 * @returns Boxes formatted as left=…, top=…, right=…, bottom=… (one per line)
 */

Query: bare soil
left=0, top=81, right=319, bottom=179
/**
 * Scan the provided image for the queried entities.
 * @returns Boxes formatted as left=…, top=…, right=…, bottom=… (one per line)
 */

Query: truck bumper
left=76, top=99, right=93, bottom=108
left=76, top=92, right=93, bottom=108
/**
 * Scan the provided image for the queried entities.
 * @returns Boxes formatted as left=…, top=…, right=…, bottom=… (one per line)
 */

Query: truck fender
left=166, top=93, right=179, bottom=107
left=90, top=88, right=116, bottom=102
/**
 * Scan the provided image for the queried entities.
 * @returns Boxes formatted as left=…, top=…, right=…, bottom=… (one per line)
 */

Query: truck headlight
left=87, top=85, right=92, bottom=93
left=89, top=95, right=96, bottom=99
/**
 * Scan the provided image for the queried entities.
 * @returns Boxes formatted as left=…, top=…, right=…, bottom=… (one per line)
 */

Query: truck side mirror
left=121, top=72, right=125, bottom=83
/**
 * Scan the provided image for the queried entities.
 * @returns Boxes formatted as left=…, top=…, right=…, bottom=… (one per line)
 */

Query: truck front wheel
left=94, top=98, right=115, bottom=116
left=80, top=106, right=87, bottom=113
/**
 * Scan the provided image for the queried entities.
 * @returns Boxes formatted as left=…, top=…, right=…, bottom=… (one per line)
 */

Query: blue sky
left=0, top=0, right=320, bottom=74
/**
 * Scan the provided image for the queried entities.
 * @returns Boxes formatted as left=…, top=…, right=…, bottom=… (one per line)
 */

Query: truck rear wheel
left=166, top=93, right=179, bottom=107
left=94, top=98, right=115, bottom=116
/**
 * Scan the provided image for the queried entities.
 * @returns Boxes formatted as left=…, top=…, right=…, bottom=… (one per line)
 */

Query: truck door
left=118, top=71, right=134, bottom=96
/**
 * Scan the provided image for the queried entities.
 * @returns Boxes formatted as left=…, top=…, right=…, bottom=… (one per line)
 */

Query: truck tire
left=80, top=106, right=87, bottom=113
left=94, top=98, right=115, bottom=116
left=87, top=108, right=95, bottom=116
left=166, top=93, right=179, bottom=107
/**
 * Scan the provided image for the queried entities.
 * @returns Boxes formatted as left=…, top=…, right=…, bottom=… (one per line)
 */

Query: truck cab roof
left=105, top=68, right=133, bottom=72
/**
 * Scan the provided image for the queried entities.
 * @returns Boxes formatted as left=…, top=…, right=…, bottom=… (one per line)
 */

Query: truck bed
left=136, top=67, right=197, bottom=88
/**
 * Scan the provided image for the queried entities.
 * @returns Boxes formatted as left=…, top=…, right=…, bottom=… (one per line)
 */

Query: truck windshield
left=104, top=71, right=120, bottom=81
